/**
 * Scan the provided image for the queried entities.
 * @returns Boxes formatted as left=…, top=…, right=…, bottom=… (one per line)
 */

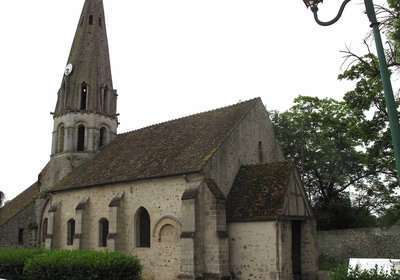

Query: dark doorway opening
left=292, top=220, right=302, bottom=280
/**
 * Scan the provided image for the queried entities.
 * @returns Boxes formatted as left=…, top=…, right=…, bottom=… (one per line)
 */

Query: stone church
left=0, top=0, right=318, bottom=279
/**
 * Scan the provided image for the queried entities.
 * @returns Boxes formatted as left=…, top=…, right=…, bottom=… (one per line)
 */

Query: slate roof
left=51, top=98, right=260, bottom=192
left=0, top=182, right=40, bottom=226
left=226, top=161, right=293, bottom=222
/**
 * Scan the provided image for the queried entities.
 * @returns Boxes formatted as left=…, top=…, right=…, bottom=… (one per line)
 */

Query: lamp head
left=303, top=0, right=323, bottom=8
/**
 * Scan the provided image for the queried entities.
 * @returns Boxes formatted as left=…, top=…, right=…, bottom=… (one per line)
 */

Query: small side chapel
left=0, top=1, right=318, bottom=279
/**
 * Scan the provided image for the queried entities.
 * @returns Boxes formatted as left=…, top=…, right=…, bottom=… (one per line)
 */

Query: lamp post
left=303, top=0, right=400, bottom=183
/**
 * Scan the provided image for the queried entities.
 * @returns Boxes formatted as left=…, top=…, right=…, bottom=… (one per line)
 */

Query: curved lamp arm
left=311, top=0, right=352, bottom=26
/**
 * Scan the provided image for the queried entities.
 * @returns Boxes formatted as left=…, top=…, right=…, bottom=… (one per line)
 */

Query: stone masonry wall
left=228, top=221, right=278, bottom=280
left=204, top=101, right=284, bottom=197
left=318, top=226, right=400, bottom=264
left=48, top=175, right=187, bottom=280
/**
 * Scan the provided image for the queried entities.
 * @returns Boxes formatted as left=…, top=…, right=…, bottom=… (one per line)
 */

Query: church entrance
left=292, top=220, right=302, bottom=280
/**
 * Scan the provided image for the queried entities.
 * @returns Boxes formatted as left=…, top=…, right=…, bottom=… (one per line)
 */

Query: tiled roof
left=0, top=182, right=40, bottom=226
left=51, top=98, right=260, bottom=192
left=226, top=161, right=293, bottom=222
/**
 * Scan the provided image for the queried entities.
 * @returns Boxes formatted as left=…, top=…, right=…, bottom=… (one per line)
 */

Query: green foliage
left=272, top=0, right=400, bottom=229
left=23, top=250, right=142, bottom=280
left=271, top=96, right=378, bottom=229
left=378, top=204, right=400, bottom=227
left=316, top=197, right=377, bottom=230
left=272, top=96, right=364, bottom=194
left=329, top=265, right=400, bottom=280
left=0, top=248, right=45, bottom=280
left=385, top=0, right=400, bottom=63
left=338, top=0, right=400, bottom=220
left=319, top=254, right=342, bottom=271
left=0, top=248, right=142, bottom=280
left=329, top=265, right=350, bottom=280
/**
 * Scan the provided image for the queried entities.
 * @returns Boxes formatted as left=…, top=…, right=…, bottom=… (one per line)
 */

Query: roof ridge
left=118, top=98, right=260, bottom=136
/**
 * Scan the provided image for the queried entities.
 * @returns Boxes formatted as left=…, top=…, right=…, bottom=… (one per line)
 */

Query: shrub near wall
left=23, top=250, right=142, bottom=280
left=329, top=265, right=400, bottom=280
left=0, top=248, right=45, bottom=280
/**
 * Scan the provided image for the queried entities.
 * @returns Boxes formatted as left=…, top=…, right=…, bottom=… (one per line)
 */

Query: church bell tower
left=51, top=0, right=118, bottom=159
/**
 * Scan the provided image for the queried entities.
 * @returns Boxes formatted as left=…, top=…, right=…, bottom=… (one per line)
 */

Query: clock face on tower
left=64, top=63, right=73, bottom=76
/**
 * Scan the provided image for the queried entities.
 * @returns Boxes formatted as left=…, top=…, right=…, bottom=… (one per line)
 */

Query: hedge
left=329, top=265, right=400, bottom=280
left=25, top=250, right=142, bottom=280
left=0, top=249, right=142, bottom=280
left=0, top=248, right=45, bottom=280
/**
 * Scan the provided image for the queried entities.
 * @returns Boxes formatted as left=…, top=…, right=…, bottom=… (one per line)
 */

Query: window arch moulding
left=153, top=216, right=181, bottom=242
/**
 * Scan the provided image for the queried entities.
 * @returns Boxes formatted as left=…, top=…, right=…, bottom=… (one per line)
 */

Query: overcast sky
left=0, top=0, right=387, bottom=200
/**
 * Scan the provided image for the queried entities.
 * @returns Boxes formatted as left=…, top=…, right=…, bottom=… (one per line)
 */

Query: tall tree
left=271, top=96, right=389, bottom=229
left=273, top=1, right=400, bottom=228
left=338, top=0, right=400, bottom=214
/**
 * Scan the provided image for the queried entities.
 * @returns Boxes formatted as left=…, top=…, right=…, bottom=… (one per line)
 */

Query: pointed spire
left=51, top=0, right=118, bottom=157
left=54, top=0, right=117, bottom=118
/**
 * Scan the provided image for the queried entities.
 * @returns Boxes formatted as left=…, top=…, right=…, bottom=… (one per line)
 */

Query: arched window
left=80, top=82, right=88, bottom=110
left=89, top=15, right=93, bottom=25
left=57, top=125, right=65, bottom=153
left=99, top=218, right=109, bottom=247
left=99, top=126, right=108, bottom=147
left=42, top=218, right=48, bottom=243
left=135, top=207, right=150, bottom=247
left=67, top=219, right=75, bottom=246
left=77, top=124, right=85, bottom=151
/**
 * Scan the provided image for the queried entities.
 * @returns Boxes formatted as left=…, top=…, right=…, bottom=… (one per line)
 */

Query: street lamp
left=303, top=0, right=323, bottom=9
left=302, top=0, right=400, bottom=183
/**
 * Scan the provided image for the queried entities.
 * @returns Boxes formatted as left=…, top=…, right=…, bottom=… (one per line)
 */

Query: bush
left=0, top=248, right=45, bottom=280
left=0, top=249, right=142, bottom=280
left=319, top=254, right=342, bottom=271
left=23, top=250, right=142, bottom=280
left=329, top=265, right=400, bottom=280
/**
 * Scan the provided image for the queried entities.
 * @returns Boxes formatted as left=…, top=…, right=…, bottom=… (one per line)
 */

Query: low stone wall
left=318, top=226, right=400, bottom=264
